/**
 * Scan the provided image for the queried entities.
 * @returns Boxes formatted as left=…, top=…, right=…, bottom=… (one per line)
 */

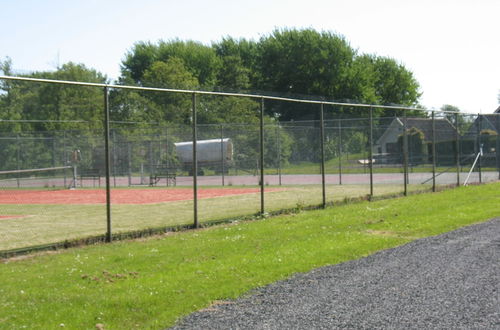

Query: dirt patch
left=0, top=188, right=283, bottom=205
left=364, top=229, right=416, bottom=239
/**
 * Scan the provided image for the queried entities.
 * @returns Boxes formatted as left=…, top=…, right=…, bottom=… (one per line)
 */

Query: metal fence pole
left=320, top=103, right=326, bottom=208
left=477, top=114, right=482, bottom=183
left=112, top=129, right=117, bottom=187
left=103, top=86, right=112, bottom=243
left=276, top=124, right=282, bottom=185
left=455, top=112, right=460, bottom=186
left=16, top=134, right=20, bottom=188
left=259, top=97, right=265, bottom=215
left=497, top=114, right=500, bottom=180
left=220, top=124, right=225, bottom=186
left=127, top=142, right=132, bottom=186
left=63, top=131, right=67, bottom=187
left=338, top=118, right=342, bottom=185
left=403, top=110, right=408, bottom=196
left=369, top=107, right=374, bottom=198
left=192, top=93, right=199, bottom=228
left=432, top=111, right=436, bottom=192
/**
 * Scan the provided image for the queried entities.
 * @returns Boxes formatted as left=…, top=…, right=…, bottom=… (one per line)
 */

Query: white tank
left=174, top=138, right=233, bottom=166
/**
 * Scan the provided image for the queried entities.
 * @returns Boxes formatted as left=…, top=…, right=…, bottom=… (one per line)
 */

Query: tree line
left=0, top=28, right=424, bottom=133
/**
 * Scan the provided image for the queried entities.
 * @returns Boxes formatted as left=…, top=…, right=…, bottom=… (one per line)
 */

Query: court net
left=0, top=166, right=75, bottom=189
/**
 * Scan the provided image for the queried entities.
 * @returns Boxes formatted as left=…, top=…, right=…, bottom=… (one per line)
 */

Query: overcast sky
left=1, top=0, right=499, bottom=113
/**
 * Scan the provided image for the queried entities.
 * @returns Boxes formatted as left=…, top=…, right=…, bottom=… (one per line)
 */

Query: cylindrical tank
left=174, top=138, right=233, bottom=167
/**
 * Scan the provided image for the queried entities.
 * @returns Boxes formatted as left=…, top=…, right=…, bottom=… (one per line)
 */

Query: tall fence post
left=477, top=114, right=482, bottom=183
left=403, top=110, right=408, bottom=196
left=369, top=107, right=374, bottom=199
left=192, top=93, right=199, bottom=228
left=127, top=142, right=132, bottom=186
left=320, top=103, right=326, bottom=208
left=497, top=114, right=500, bottom=180
left=276, top=124, right=282, bottom=186
left=103, top=86, right=112, bottom=243
left=455, top=112, right=460, bottom=186
left=112, top=129, right=117, bottom=187
left=63, top=131, right=67, bottom=187
left=259, top=97, right=265, bottom=216
left=220, top=124, right=225, bottom=186
left=16, top=134, right=21, bottom=188
left=338, top=118, right=342, bottom=185
left=432, top=111, right=436, bottom=192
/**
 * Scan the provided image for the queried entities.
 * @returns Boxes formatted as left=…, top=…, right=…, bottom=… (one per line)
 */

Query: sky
left=1, top=0, right=499, bottom=113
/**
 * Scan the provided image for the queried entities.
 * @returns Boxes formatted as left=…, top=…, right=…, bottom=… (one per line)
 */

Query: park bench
left=80, top=168, right=101, bottom=187
left=149, top=165, right=177, bottom=186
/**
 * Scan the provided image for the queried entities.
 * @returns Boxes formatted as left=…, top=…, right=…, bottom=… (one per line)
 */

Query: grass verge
left=0, top=182, right=499, bottom=329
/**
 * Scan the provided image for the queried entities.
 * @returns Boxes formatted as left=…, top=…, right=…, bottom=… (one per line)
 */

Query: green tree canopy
left=0, top=62, right=107, bottom=132
left=119, top=28, right=422, bottom=122
left=121, top=40, right=221, bottom=87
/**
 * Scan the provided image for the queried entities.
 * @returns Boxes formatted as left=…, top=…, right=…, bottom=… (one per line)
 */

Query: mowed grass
left=0, top=182, right=498, bottom=329
left=0, top=184, right=430, bottom=251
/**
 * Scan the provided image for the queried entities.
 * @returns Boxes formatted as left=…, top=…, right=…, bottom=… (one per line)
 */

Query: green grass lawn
left=0, top=182, right=498, bottom=329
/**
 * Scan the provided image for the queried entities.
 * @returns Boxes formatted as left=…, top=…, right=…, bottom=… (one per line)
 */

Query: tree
left=253, top=29, right=359, bottom=120
left=212, top=37, right=258, bottom=91
left=119, top=29, right=422, bottom=122
left=121, top=40, right=221, bottom=87
left=0, top=62, right=107, bottom=132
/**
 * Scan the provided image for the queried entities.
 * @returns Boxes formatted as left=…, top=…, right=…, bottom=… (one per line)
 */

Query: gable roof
left=467, top=114, right=500, bottom=134
left=401, top=118, right=456, bottom=142
left=375, top=117, right=456, bottom=146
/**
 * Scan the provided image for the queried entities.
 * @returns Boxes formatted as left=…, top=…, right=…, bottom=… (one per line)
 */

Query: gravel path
left=172, top=218, right=500, bottom=329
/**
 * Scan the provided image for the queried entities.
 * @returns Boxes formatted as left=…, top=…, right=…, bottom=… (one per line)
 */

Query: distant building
left=466, top=114, right=500, bottom=137
left=374, top=117, right=456, bottom=155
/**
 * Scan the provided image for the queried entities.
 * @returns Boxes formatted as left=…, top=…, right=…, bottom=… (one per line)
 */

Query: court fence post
left=220, top=124, right=225, bottom=186
left=192, top=93, right=198, bottom=228
left=477, top=114, right=482, bottom=183
left=16, top=134, right=21, bottom=188
left=403, top=109, right=408, bottom=196
left=497, top=114, right=500, bottom=180
left=455, top=112, right=460, bottom=186
left=103, top=86, right=112, bottom=243
left=276, top=123, right=282, bottom=186
left=338, top=116, right=342, bottom=185
left=432, top=111, right=436, bottom=192
left=259, top=97, right=265, bottom=216
left=369, top=107, right=374, bottom=199
left=320, top=103, right=326, bottom=208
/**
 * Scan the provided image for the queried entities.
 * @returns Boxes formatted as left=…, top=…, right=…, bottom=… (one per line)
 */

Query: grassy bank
left=0, top=182, right=498, bottom=329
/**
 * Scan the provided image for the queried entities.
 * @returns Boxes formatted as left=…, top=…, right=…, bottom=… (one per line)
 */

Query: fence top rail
left=0, top=74, right=463, bottom=114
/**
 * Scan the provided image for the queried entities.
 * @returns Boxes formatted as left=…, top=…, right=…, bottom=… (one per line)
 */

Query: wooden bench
left=149, top=166, right=177, bottom=186
left=80, top=169, right=101, bottom=187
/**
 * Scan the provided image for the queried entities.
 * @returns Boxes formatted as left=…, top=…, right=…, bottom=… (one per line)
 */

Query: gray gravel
left=171, top=218, right=500, bottom=329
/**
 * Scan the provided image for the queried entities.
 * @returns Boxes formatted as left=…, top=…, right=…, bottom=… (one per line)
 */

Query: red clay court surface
left=0, top=188, right=278, bottom=205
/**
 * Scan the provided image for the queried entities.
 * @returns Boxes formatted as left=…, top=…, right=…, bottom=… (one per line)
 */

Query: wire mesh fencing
left=0, top=75, right=499, bottom=255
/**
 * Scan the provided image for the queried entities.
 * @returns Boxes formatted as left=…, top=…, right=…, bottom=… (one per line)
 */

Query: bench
left=80, top=169, right=101, bottom=187
left=149, top=166, right=177, bottom=186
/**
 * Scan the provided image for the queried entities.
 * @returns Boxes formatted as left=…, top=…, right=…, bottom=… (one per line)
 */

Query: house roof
left=399, top=117, right=456, bottom=142
left=467, top=114, right=500, bottom=134
left=494, top=106, right=500, bottom=114
left=375, top=117, right=456, bottom=146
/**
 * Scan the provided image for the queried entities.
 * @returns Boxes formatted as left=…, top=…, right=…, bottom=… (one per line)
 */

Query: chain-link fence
left=1, top=75, right=499, bottom=255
